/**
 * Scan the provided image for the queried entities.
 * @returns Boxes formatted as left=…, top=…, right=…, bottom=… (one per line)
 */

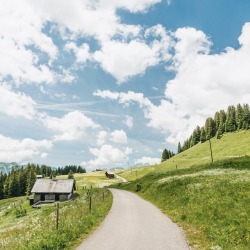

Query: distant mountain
left=0, top=162, right=21, bottom=174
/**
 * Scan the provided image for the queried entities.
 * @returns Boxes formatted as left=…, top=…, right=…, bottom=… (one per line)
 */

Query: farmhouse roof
left=31, top=179, right=75, bottom=193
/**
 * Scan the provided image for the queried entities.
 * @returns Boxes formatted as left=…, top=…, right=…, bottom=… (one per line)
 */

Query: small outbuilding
left=105, top=171, right=115, bottom=178
left=31, top=178, right=76, bottom=205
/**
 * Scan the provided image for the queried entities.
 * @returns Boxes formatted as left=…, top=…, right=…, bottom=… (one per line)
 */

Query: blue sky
left=0, top=0, right=250, bottom=170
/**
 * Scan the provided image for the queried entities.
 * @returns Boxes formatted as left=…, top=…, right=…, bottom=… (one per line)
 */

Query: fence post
left=89, top=193, right=92, bottom=212
left=56, top=202, right=59, bottom=230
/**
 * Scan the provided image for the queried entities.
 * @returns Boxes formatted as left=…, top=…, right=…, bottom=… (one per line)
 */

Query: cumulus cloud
left=64, top=42, right=91, bottom=64
left=42, top=111, right=99, bottom=141
left=93, top=25, right=171, bottom=83
left=0, top=85, right=37, bottom=119
left=0, top=0, right=57, bottom=84
left=0, top=0, right=169, bottom=85
left=94, top=23, right=250, bottom=145
left=97, top=130, right=108, bottom=146
left=0, top=134, right=53, bottom=163
left=123, top=115, right=134, bottom=129
left=87, top=144, right=132, bottom=169
left=134, top=156, right=160, bottom=166
left=96, top=129, right=128, bottom=145
left=94, top=90, right=152, bottom=107
left=110, top=130, right=128, bottom=144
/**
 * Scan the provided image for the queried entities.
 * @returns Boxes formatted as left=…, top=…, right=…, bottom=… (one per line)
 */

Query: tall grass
left=115, top=157, right=250, bottom=249
left=0, top=188, right=112, bottom=250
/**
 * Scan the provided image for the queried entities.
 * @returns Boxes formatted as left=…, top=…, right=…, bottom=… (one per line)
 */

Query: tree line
left=0, top=163, right=86, bottom=200
left=178, top=103, right=250, bottom=153
left=161, top=148, right=175, bottom=162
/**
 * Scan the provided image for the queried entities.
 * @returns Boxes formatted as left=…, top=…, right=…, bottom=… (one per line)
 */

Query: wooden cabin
left=31, top=178, right=76, bottom=205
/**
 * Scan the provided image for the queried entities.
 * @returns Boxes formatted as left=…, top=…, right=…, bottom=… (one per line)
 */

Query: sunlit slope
left=160, top=130, right=250, bottom=170
left=116, top=130, right=250, bottom=181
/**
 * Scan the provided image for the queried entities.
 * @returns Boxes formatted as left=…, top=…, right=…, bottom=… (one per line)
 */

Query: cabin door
left=55, top=194, right=60, bottom=201
left=41, top=194, right=45, bottom=201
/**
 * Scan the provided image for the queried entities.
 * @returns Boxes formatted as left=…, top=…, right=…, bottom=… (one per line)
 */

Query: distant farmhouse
left=30, top=178, right=76, bottom=206
left=105, top=171, right=115, bottom=178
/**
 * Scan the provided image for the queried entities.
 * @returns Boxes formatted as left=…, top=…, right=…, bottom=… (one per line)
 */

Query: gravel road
left=76, top=188, right=189, bottom=250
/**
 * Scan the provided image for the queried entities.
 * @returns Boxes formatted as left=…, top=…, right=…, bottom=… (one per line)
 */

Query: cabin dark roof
left=31, top=179, right=74, bottom=193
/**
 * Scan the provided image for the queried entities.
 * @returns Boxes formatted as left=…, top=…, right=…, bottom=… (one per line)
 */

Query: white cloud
left=41, top=152, right=48, bottom=158
left=0, top=134, right=52, bottom=163
left=110, top=130, right=127, bottom=144
left=134, top=156, right=160, bottom=165
left=0, top=0, right=168, bottom=85
left=93, top=25, right=171, bottom=83
left=94, top=23, right=250, bottom=145
left=163, top=24, right=250, bottom=143
left=0, top=0, right=57, bottom=85
left=64, top=42, right=91, bottom=64
left=94, top=90, right=152, bottom=107
left=42, top=111, right=99, bottom=141
left=97, top=130, right=108, bottom=146
left=0, top=85, right=36, bottom=119
left=99, top=0, right=162, bottom=13
left=123, top=115, right=134, bottom=129
left=87, top=144, right=132, bottom=169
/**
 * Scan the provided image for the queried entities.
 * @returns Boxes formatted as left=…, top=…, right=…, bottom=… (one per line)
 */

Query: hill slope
left=116, top=157, right=250, bottom=249
left=115, top=130, right=250, bottom=182
left=113, top=130, right=250, bottom=249
left=160, top=130, right=250, bottom=170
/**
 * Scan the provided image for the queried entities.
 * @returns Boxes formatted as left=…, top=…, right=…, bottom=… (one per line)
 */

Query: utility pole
left=209, top=137, right=213, bottom=163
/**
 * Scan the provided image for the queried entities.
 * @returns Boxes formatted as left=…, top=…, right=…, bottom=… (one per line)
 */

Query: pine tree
left=236, top=103, right=244, bottom=130
left=225, top=106, right=236, bottom=132
left=8, top=171, right=20, bottom=197
left=216, top=123, right=223, bottom=139
left=205, top=118, right=216, bottom=139
left=25, top=164, right=37, bottom=196
left=68, top=170, right=74, bottom=179
left=243, top=104, right=250, bottom=129
left=214, top=112, right=220, bottom=132
left=0, top=173, right=4, bottom=199
left=177, top=142, right=182, bottom=153
left=161, top=148, right=168, bottom=162
left=200, top=127, right=206, bottom=143
left=219, top=110, right=226, bottom=134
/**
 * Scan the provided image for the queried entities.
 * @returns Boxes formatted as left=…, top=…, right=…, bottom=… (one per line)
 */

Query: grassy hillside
left=115, top=130, right=250, bottom=181
left=0, top=172, right=117, bottom=250
left=114, top=156, right=250, bottom=249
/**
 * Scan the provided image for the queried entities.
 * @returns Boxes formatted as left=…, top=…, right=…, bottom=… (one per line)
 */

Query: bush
left=15, top=205, right=27, bottom=218
left=135, top=184, right=142, bottom=192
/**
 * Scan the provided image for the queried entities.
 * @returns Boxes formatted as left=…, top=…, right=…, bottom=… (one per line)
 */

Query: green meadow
left=1, top=130, right=250, bottom=249
left=0, top=172, right=116, bottom=250
left=113, top=130, right=250, bottom=249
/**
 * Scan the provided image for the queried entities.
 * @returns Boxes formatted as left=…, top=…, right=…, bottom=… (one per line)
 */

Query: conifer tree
left=225, top=105, right=236, bottom=132
left=236, top=103, right=244, bottom=130
left=68, top=170, right=74, bottom=179
left=200, top=127, right=206, bottom=143
left=0, top=173, right=4, bottom=199
left=177, top=142, right=182, bottom=153
left=161, top=148, right=168, bottom=162
left=243, top=104, right=250, bottom=129
left=216, top=123, right=223, bottom=139
left=205, top=118, right=216, bottom=139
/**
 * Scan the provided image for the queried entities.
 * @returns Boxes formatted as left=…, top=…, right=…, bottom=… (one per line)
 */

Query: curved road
left=76, top=189, right=189, bottom=250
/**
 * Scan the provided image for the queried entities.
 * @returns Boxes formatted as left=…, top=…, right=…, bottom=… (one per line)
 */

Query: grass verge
left=114, top=156, right=250, bottom=249
left=0, top=188, right=112, bottom=250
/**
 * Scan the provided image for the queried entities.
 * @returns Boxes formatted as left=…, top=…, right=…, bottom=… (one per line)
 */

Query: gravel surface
left=76, top=188, right=189, bottom=250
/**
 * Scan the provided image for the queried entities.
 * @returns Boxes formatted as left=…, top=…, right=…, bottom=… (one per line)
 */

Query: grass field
left=0, top=171, right=117, bottom=250
left=115, top=130, right=250, bottom=182
left=114, top=156, right=250, bottom=249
